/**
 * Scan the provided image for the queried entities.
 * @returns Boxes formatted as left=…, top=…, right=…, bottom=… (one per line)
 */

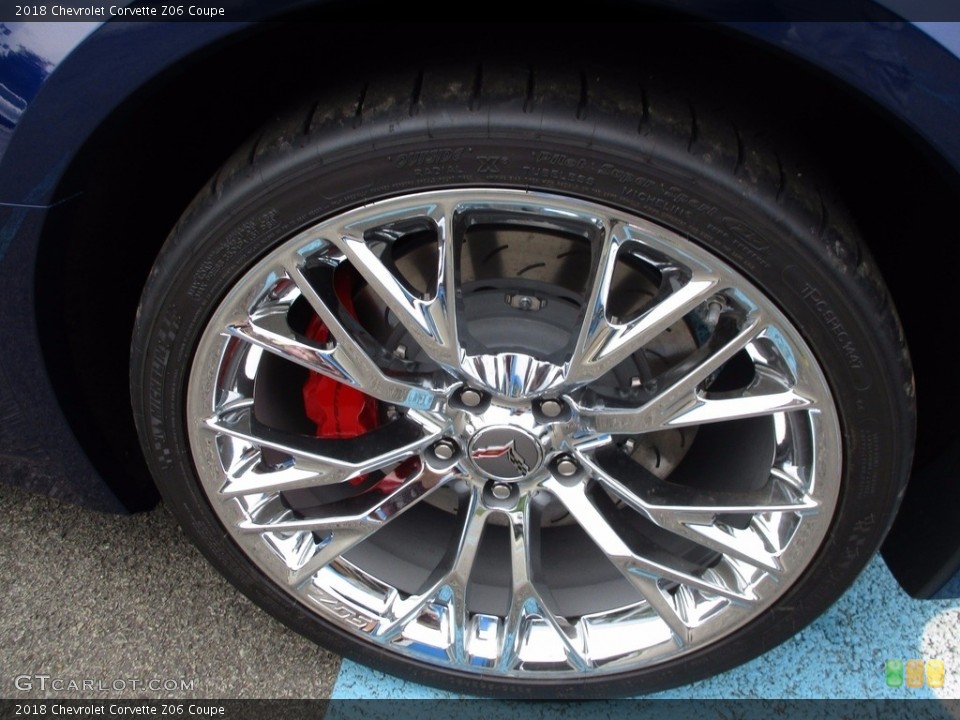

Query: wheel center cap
left=468, top=426, right=544, bottom=481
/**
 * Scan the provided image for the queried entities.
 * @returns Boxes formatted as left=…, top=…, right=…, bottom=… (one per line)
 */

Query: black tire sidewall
left=132, top=109, right=913, bottom=698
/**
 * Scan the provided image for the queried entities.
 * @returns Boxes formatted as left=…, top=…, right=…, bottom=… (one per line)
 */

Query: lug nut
left=432, top=440, right=457, bottom=460
left=490, top=483, right=512, bottom=500
left=460, top=388, right=483, bottom=407
left=555, top=456, right=579, bottom=477
left=540, top=399, right=564, bottom=418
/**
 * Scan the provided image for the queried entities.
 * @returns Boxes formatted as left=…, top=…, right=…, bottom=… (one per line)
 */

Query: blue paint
left=0, top=160, right=66, bottom=262
left=330, top=556, right=960, bottom=700
left=914, top=22, right=960, bottom=57
left=0, top=204, right=29, bottom=264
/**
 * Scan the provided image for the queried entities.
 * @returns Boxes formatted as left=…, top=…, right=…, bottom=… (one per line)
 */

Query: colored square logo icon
left=927, top=659, right=946, bottom=688
left=906, top=659, right=925, bottom=687
left=886, top=659, right=904, bottom=687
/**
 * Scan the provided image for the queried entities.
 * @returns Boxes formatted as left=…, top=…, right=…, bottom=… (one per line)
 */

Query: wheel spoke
left=545, top=477, right=757, bottom=606
left=375, top=488, right=489, bottom=663
left=577, top=312, right=799, bottom=434
left=328, top=202, right=463, bottom=373
left=226, top=269, right=443, bottom=411
left=655, top=385, right=815, bottom=429
left=545, top=479, right=695, bottom=644
left=583, top=451, right=817, bottom=519
left=580, top=452, right=812, bottom=574
left=497, top=498, right=590, bottom=672
left=289, top=262, right=446, bottom=410
left=565, top=220, right=721, bottom=386
left=627, top=574, right=695, bottom=646
left=239, top=461, right=457, bottom=586
left=202, top=405, right=442, bottom=496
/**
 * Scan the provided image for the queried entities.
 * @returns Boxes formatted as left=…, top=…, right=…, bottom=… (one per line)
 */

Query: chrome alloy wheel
left=187, top=189, right=840, bottom=677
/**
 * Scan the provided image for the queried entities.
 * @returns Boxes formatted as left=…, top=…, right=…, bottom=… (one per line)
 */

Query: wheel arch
left=25, top=16, right=960, bottom=572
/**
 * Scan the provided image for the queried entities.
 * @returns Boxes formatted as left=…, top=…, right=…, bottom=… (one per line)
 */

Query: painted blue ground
left=330, top=556, right=960, bottom=700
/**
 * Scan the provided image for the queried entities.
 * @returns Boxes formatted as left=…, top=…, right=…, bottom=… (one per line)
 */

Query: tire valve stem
left=704, top=296, right=726, bottom=331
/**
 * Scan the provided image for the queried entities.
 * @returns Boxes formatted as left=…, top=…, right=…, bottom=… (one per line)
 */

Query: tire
left=131, top=65, right=914, bottom=698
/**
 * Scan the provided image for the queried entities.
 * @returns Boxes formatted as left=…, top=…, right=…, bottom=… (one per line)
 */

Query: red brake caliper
left=301, top=268, right=420, bottom=494
left=302, top=269, right=379, bottom=484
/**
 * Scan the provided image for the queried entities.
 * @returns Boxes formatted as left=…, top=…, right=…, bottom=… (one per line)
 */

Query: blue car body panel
left=1, top=9, right=958, bottom=596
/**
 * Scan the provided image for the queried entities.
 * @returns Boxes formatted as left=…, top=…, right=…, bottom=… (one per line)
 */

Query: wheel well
left=34, top=19, right=960, bottom=511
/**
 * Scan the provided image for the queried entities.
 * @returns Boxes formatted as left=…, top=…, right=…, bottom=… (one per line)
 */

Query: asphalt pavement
left=0, top=481, right=340, bottom=699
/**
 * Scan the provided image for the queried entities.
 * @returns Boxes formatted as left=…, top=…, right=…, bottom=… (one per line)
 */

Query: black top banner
left=2, top=0, right=960, bottom=23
